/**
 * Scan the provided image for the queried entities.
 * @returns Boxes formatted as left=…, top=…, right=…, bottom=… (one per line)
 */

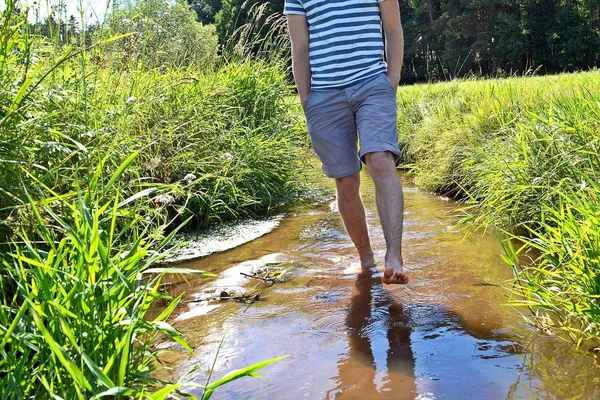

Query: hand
left=300, top=92, right=310, bottom=110
left=387, top=73, right=400, bottom=92
left=300, top=95, right=308, bottom=110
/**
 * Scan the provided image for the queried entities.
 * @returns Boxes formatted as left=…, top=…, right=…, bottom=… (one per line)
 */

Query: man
left=284, top=0, right=408, bottom=284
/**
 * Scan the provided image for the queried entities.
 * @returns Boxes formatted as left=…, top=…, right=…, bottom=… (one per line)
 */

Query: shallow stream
left=157, top=170, right=600, bottom=399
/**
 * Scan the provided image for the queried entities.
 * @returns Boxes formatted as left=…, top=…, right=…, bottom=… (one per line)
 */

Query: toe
left=383, top=269, right=409, bottom=285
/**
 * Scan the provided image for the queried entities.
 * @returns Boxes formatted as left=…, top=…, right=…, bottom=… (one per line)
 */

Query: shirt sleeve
left=284, top=0, right=306, bottom=15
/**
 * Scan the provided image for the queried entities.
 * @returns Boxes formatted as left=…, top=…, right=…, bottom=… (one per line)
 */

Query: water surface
left=157, top=170, right=600, bottom=399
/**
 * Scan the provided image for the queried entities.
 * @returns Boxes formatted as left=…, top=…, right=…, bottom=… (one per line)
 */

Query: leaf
left=0, top=302, right=26, bottom=350
left=117, top=319, right=136, bottom=387
left=106, top=151, right=139, bottom=191
left=149, top=384, right=181, bottom=400
left=151, top=321, right=192, bottom=352
left=117, top=187, right=159, bottom=209
left=82, top=353, right=115, bottom=389
left=0, top=62, right=43, bottom=127
left=90, top=387, right=136, bottom=399
left=202, top=356, right=287, bottom=400
left=153, top=294, right=183, bottom=323
left=93, top=32, right=136, bottom=47
left=30, top=306, right=92, bottom=395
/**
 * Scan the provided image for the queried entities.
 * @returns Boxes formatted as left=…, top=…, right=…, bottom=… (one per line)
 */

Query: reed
left=1, top=0, right=299, bottom=396
left=0, top=154, right=211, bottom=398
left=395, top=71, right=600, bottom=347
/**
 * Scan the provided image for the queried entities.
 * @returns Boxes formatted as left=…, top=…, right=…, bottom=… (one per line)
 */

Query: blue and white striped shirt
left=284, top=0, right=387, bottom=90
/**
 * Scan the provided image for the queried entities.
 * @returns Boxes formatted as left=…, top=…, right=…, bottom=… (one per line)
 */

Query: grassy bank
left=396, top=71, right=600, bottom=348
left=1, top=0, right=303, bottom=397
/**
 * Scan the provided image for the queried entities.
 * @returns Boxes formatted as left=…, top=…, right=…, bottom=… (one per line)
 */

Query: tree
left=214, top=0, right=284, bottom=45
left=188, top=0, right=222, bottom=24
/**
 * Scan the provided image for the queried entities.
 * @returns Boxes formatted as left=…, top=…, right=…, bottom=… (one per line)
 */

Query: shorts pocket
left=303, top=89, right=320, bottom=115
left=306, top=89, right=318, bottom=106
left=380, top=74, right=395, bottom=92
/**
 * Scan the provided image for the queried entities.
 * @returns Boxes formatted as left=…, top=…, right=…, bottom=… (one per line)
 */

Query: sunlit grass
left=0, top=154, right=212, bottom=398
left=396, top=71, right=600, bottom=348
left=502, top=177, right=600, bottom=349
left=1, top=0, right=296, bottom=396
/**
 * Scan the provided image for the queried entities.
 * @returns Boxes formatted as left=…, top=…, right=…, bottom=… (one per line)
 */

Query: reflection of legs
left=363, top=151, right=407, bottom=284
left=341, top=268, right=416, bottom=398
left=384, top=303, right=415, bottom=398
left=335, top=267, right=378, bottom=398
left=347, top=268, right=376, bottom=361
left=336, top=173, right=375, bottom=268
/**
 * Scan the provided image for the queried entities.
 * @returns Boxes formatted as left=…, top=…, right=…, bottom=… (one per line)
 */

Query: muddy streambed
left=157, top=170, right=600, bottom=399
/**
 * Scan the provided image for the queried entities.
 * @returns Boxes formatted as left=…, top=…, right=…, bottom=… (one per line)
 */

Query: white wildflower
left=145, top=157, right=161, bottom=170
left=126, top=96, right=136, bottom=104
left=154, top=194, right=175, bottom=206
left=221, top=152, right=233, bottom=161
left=183, top=173, right=197, bottom=182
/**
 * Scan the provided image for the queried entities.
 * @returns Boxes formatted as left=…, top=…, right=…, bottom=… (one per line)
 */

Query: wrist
left=387, top=71, right=401, bottom=85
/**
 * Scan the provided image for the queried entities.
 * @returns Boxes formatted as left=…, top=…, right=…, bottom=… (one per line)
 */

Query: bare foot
left=383, top=266, right=409, bottom=285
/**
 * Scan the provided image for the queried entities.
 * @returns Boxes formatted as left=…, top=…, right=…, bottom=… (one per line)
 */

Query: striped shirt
left=284, top=0, right=387, bottom=90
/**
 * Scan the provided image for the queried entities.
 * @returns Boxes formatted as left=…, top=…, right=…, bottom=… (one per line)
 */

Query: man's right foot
left=383, top=265, right=409, bottom=285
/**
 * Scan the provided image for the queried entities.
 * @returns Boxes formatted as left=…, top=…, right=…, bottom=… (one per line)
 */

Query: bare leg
left=335, top=173, right=375, bottom=268
left=363, top=151, right=407, bottom=284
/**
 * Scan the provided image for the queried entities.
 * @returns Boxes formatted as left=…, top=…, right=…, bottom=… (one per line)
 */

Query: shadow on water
left=330, top=266, right=415, bottom=399
left=331, top=267, right=531, bottom=400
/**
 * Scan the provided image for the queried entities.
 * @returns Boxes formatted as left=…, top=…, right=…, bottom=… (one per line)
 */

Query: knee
left=335, top=174, right=360, bottom=200
left=364, top=151, right=396, bottom=180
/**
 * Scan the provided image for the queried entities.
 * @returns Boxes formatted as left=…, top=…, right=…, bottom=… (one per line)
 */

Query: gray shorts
left=303, top=73, right=400, bottom=179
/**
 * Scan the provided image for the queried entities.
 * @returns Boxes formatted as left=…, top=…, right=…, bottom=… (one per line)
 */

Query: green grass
left=502, top=177, right=600, bottom=349
left=1, top=59, right=306, bottom=239
left=1, top=0, right=299, bottom=397
left=0, top=155, right=210, bottom=398
left=396, top=71, right=600, bottom=348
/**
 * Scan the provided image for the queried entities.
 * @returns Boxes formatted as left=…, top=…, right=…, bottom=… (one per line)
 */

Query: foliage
left=118, top=62, right=305, bottom=228
left=1, top=5, right=305, bottom=239
left=201, top=356, right=287, bottom=400
left=0, top=154, right=212, bottom=398
left=502, top=178, right=600, bottom=349
left=396, top=71, right=600, bottom=228
left=219, top=2, right=290, bottom=64
left=213, top=0, right=284, bottom=46
left=396, top=70, right=600, bottom=347
left=399, top=0, right=600, bottom=82
left=189, top=0, right=223, bottom=24
left=192, top=0, right=600, bottom=82
left=1, top=0, right=297, bottom=396
left=98, top=0, right=219, bottom=69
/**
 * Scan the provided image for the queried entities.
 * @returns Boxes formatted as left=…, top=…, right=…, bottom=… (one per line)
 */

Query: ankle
left=357, top=247, right=375, bottom=266
left=385, top=252, right=403, bottom=268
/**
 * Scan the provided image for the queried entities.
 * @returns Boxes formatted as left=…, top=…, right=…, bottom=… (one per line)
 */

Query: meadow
left=0, top=0, right=303, bottom=397
left=396, top=71, right=600, bottom=348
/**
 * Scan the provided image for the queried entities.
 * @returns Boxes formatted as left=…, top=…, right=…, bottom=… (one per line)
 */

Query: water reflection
left=157, top=170, right=600, bottom=399
left=333, top=267, right=415, bottom=399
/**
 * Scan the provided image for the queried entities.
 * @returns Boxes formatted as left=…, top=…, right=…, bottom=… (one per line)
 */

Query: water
left=156, top=170, right=600, bottom=399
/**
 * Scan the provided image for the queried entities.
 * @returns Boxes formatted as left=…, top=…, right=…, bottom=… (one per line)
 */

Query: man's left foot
left=383, top=266, right=409, bottom=285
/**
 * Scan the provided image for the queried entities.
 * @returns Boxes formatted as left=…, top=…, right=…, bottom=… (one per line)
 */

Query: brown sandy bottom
left=155, top=170, right=600, bottom=400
